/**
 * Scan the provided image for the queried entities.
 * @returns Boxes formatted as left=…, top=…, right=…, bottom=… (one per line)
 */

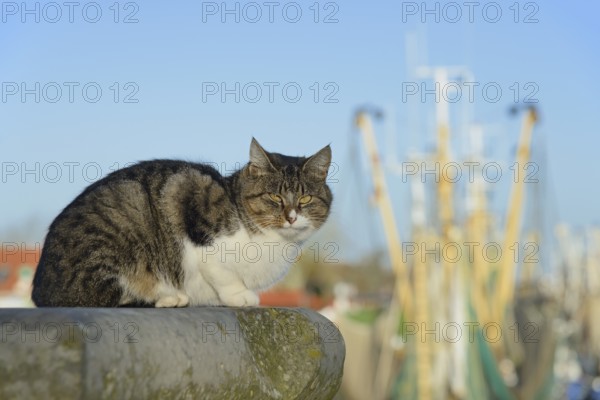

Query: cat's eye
left=298, top=195, right=312, bottom=205
left=268, top=193, right=282, bottom=203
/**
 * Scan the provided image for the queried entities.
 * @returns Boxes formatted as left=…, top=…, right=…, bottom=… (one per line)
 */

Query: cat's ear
left=249, top=138, right=276, bottom=176
left=303, top=145, right=331, bottom=183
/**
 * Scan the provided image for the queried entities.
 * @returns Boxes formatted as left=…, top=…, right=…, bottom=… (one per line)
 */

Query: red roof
left=260, top=289, right=332, bottom=309
left=0, top=244, right=40, bottom=293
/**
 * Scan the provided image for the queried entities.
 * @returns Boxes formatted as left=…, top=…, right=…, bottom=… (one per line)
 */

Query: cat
left=31, top=138, right=332, bottom=307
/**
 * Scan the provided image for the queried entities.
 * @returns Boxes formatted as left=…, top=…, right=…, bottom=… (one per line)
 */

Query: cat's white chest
left=180, top=228, right=298, bottom=305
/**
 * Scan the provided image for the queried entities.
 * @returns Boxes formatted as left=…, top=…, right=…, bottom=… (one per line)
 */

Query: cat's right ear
left=248, top=138, right=276, bottom=177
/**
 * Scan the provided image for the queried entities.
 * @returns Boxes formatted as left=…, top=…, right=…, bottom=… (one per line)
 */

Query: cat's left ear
left=303, top=145, right=331, bottom=182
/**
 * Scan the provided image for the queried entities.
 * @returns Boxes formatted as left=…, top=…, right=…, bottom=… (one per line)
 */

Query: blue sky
left=0, top=1, right=598, bottom=259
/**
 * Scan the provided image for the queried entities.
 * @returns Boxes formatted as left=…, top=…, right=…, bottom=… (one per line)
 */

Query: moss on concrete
left=0, top=307, right=344, bottom=400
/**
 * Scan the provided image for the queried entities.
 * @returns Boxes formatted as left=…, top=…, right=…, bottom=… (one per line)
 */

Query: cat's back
left=47, top=160, right=223, bottom=222
left=76, top=159, right=223, bottom=201
left=40, top=159, right=231, bottom=255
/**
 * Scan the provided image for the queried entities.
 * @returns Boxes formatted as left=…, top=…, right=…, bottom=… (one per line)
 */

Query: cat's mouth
left=287, top=225, right=309, bottom=231
left=279, top=224, right=309, bottom=232
left=277, top=225, right=312, bottom=239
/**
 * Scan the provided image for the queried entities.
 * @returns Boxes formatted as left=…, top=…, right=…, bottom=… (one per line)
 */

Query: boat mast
left=494, top=107, right=538, bottom=323
left=354, top=110, right=416, bottom=400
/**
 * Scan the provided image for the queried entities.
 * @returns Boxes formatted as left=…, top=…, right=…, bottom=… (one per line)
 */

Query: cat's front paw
left=155, top=293, right=190, bottom=308
left=221, top=290, right=260, bottom=307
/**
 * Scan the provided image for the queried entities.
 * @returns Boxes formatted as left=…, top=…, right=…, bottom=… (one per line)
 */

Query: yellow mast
left=494, top=107, right=538, bottom=323
left=412, top=229, right=433, bottom=400
left=354, top=111, right=420, bottom=400
left=466, top=126, right=494, bottom=326
left=433, top=69, right=454, bottom=241
left=355, top=111, right=412, bottom=311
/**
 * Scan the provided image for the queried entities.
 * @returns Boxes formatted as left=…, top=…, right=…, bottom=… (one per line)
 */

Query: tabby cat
left=31, top=139, right=332, bottom=307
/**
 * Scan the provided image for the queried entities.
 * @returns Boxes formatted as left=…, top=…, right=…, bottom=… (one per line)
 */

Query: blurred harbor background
left=1, top=1, right=599, bottom=399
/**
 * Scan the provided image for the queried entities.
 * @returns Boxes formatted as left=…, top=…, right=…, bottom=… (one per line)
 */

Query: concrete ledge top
left=0, top=307, right=345, bottom=400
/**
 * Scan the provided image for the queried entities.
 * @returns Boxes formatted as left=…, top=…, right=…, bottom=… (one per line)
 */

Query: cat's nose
left=286, top=210, right=297, bottom=225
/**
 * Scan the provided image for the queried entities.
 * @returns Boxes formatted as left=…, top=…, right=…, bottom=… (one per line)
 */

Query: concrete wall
left=0, top=307, right=345, bottom=399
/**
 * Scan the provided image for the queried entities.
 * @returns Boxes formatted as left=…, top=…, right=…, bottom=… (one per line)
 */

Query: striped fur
left=31, top=139, right=332, bottom=307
